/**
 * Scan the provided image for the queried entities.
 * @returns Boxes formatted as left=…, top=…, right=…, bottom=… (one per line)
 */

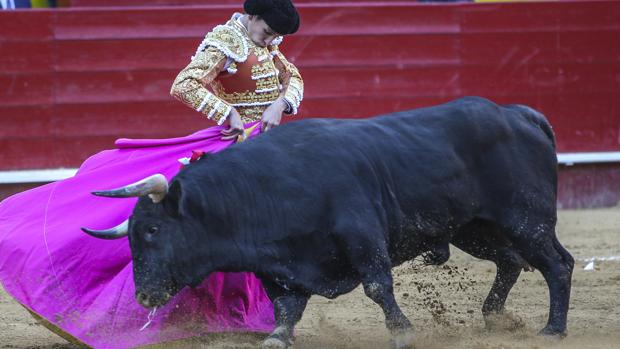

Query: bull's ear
left=162, top=180, right=186, bottom=218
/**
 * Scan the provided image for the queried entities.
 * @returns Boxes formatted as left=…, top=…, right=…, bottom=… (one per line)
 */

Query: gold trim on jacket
left=170, top=13, right=304, bottom=124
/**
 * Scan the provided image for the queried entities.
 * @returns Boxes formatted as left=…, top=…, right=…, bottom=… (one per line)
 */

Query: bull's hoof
left=523, top=262, right=535, bottom=272
left=537, top=325, right=567, bottom=339
left=390, top=330, right=415, bottom=349
left=261, top=336, right=292, bottom=349
left=422, top=245, right=450, bottom=266
left=483, top=311, right=525, bottom=331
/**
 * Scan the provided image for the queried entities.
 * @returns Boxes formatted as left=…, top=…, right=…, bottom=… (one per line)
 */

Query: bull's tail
left=508, top=104, right=556, bottom=150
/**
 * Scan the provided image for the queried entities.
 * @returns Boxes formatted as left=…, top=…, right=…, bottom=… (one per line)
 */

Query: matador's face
left=246, top=15, right=280, bottom=47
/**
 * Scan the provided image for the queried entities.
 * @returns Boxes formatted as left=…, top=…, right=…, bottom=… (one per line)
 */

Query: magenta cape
left=0, top=122, right=275, bottom=349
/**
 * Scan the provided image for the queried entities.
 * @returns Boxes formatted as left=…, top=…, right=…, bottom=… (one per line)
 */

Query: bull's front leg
left=362, top=270, right=415, bottom=349
left=261, top=280, right=309, bottom=349
left=341, top=230, right=415, bottom=349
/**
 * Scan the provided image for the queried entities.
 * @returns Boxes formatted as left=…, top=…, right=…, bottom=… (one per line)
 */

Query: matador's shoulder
left=192, top=18, right=250, bottom=63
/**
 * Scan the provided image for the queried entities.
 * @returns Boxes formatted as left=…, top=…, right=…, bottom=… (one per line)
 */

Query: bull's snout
left=136, top=291, right=171, bottom=308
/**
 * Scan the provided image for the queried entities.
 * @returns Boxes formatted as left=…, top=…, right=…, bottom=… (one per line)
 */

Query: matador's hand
left=221, top=108, right=244, bottom=140
left=261, top=98, right=287, bottom=132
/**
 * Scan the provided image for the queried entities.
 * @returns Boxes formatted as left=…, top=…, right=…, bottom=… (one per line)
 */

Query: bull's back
left=259, top=97, right=554, bottom=167
left=200, top=97, right=557, bottom=229
left=219, top=97, right=556, bottom=200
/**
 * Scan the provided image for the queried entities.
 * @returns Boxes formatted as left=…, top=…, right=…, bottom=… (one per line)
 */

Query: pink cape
left=0, top=122, right=275, bottom=348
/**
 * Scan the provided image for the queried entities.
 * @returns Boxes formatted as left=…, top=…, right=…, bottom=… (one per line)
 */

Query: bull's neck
left=189, top=219, right=261, bottom=278
left=177, top=159, right=267, bottom=279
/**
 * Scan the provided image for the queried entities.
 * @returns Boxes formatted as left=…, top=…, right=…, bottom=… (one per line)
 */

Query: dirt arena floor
left=1, top=208, right=619, bottom=349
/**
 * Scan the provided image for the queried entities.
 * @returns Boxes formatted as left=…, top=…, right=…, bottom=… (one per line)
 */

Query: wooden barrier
left=1, top=1, right=619, bottom=207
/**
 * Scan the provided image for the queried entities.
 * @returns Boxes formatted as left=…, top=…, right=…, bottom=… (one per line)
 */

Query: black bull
left=83, top=97, right=574, bottom=349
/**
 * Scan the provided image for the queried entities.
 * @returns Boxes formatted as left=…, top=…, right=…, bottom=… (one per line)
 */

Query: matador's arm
left=170, top=46, right=233, bottom=125
left=271, top=46, right=304, bottom=115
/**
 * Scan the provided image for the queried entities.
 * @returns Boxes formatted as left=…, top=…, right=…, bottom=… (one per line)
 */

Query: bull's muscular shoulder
left=196, top=22, right=250, bottom=63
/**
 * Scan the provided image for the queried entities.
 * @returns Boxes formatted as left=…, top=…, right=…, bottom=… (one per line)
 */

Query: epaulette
left=191, top=22, right=249, bottom=63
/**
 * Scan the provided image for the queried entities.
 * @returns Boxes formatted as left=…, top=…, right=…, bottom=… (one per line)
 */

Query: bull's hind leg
left=260, top=280, right=309, bottom=349
left=452, top=224, right=527, bottom=329
left=481, top=250, right=525, bottom=326
left=512, top=232, right=573, bottom=337
left=500, top=215, right=574, bottom=337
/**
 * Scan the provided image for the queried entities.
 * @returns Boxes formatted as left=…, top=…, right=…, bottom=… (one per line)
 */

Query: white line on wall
left=0, top=169, right=78, bottom=184
left=1, top=151, right=620, bottom=184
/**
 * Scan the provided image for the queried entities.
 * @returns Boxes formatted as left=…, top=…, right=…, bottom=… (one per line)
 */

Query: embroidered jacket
left=170, top=13, right=304, bottom=125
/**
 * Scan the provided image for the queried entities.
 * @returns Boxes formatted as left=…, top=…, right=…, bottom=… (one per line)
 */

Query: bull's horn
left=81, top=220, right=129, bottom=240
left=92, top=174, right=169, bottom=203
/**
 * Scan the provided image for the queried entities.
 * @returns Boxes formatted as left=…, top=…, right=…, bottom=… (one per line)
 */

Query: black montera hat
left=244, top=0, right=300, bottom=35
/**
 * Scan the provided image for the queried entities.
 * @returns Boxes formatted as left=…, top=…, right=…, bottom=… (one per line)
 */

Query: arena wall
left=1, top=0, right=619, bottom=207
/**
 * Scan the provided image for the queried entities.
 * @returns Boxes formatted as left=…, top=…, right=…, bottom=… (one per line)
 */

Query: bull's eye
left=147, top=226, right=159, bottom=235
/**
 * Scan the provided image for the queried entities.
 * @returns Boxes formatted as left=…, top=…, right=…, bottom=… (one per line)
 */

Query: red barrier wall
left=1, top=1, right=619, bottom=207
left=67, top=0, right=412, bottom=6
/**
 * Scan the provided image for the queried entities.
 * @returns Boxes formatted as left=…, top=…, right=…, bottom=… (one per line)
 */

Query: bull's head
left=81, top=174, right=197, bottom=309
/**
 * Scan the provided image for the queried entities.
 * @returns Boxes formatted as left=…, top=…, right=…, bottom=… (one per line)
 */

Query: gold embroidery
left=203, top=24, right=249, bottom=62
left=256, top=77, right=280, bottom=90
left=170, top=47, right=232, bottom=124
left=251, top=62, right=277, bottom=79
left=253, top=46, right=271, bottom=60
left=219, top=90, right=280, bottom=105
left=172, top=13, right=304, bottom=124
left=227, top=61, right=238, bottom=74
left=210, top=79, right=226, bottom=96
left=238, top=107, right=265, bottom=122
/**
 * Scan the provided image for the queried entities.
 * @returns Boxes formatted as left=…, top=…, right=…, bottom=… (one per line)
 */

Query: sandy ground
left=1, top=208, right=619, bottom=349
